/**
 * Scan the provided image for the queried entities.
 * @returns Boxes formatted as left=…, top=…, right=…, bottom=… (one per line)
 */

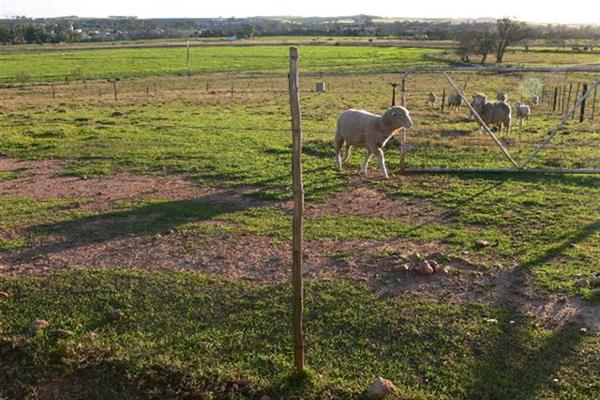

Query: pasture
left=1, top=44, right=600, bottom=399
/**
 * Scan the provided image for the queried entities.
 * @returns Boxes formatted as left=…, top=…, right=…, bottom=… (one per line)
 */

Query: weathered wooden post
left=441, top=88, right=446, bottom=112
left=592, top=86, right=598, bottom=121
left=401, top=77, right=407, bottom=107
left=572, top=82, right=581, bottom=118
left=390, top=82, right=399, bottom=106
left=400, top=129, right=406, bottom=172
left=206, top=82, right=209, bottom=93
left=561, top=85, right=567, bottom=114
left=108, top=78, right=119, bottom=102
left=186, top=39, right=192, bottom=78
left=579, top=83, right=588, bottom=123
left=288, top=47, right=305, bottom=375
left=552, top=87, right=558, bottom=112
left=565, top=83, right=573, bottom=116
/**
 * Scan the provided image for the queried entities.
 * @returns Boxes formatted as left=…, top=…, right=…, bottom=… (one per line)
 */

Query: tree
left=476, top=31, right=496, bottom=65
left=456, top=32, right=476, bottom=62
left=495, top=18, right=530, bottom=63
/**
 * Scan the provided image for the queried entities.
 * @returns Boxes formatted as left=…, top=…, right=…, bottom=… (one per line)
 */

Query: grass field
left=1, top=44, right=600, bottom=399
left=0, top=46, right=444, bottom=85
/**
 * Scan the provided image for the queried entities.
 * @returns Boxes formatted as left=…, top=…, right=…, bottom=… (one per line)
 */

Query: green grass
left=0, top=46, right=444, bottom=85
left=1, top=269, right=598, bottom=399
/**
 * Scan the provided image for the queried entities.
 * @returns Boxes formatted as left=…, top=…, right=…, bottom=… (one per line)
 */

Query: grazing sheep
left=471, top=93, right=512, bottom=134
left=514, top=101, right=531, bottom=128
left=447, top=93, right=463, bottom=110
left=496, top=92, right=508, bottom=102
left=531, top=94, right=540, bottom=105
left=427, top=92, right=438, bottom=107
left=335, top=106, right=413, bottom=178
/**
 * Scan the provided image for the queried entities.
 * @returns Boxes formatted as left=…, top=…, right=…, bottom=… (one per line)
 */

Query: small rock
left=365, top=377, right=396, bottom=400
left=86, top=332, right=98, bottom=340
left=475, top=240, right=490, bottom=248
left=427, top=260, right=440, bottom=273
left=111, top=310, right=124, bottom=321
left=390, top=264, right=410, bottom=273
left=552, top=378, right=559, bottom=383
left=509, top=320, right=515, bottom=324
left=53, top=328, right=74, bottom=337
left=580, top=327, right=588, bottom=334
left=416, top=260, right=435, bottom=276
left=111, top=111, right=124, bottom=117
left=0, top=291, right=9, bottom=300
left=260, top=396, right=272, bottom=400
left=484, top=318, right=498, bottom=324
left=31, top=320, right=49, bottom=332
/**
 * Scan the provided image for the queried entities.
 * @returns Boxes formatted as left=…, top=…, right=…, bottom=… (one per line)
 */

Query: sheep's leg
left=342, top=143, right=352, bottom=163
left=361, top=150, right=373, bottom=176
left=335, top=136, right=344, bottom=170
left=374, top=148, right=389, bottom=179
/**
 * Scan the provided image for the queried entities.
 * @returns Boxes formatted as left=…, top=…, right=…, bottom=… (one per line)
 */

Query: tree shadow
left=12, top=192, right=255, bottom=264
left=466, top=317, right=584, bottom=400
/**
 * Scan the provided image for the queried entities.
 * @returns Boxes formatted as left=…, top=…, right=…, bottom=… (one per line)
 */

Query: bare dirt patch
left=1, top=157, right=598, bottom=332
left=306, top=186, right=445, bottom=223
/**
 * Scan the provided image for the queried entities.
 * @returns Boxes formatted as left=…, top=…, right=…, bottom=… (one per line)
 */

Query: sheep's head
left=383, top=106, right=413, bottom=131
left=471, top=93, right=487, bottom=112
left=497, top=92, right=508, bottom=101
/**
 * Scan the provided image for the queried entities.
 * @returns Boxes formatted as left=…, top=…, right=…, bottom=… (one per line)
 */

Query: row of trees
left=0, top=19, right=77, bottom=44
left=1, top=16, right=600, bottom=48
left=457, top=18, right=534, bottom=64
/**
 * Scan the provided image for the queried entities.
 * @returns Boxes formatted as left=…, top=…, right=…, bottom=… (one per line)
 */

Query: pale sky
left=1, top=0, right=598, bottom=25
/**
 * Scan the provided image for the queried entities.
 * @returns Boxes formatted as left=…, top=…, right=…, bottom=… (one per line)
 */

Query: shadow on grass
left=467, top=319, right=584, bottom=400
left=15, top=193, right=252, bottom=265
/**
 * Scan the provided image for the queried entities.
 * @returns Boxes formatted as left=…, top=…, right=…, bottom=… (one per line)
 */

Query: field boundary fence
left=391, top=66, right=600, bottom=174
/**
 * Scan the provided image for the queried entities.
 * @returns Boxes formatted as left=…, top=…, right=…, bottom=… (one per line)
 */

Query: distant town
left=1, top=15, right=599, bottom=46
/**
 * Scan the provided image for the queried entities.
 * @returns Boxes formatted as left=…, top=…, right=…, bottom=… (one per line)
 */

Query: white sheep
left=335, top=106, right=413, bottom=179
left=471, top=93, right=512, bottom=134
left=514, top=101, right=531, bottom=128
left=531, top=94, right=540, bottom=105
left=427, top=92, right=438, bottom=107
left=497, top=92, right=508, bottom=102
left=447, top=93, right=463, bottom=110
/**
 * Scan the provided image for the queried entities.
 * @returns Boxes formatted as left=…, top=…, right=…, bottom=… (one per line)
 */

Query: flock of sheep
left=335, top=90, right=539, bottom=178
left=427, top=90, right=536, bottom=132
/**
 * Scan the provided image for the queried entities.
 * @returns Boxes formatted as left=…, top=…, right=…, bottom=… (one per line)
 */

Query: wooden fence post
left=401, top=77, right=407, bottom=107
left=186, top=39, right=191, bottom=78
left=441, top=88, right=446, bottom=112
left=108, top=79, right=119, bottom=102
left=390, top=82, right=398, bottom=106
left=400, top=130, right=406, bottom=172
left=288, top=47, right=305, bottom=376
left=552, top=87, right=558, bottom=112
left=572, top=82, right=581, bottom=119
left=565, top=84, right=573, bottom=116
left=561, top=85, right=567, bottom=114
left=579, top=83, right=588, bottom=123
left=592, top=86, right=597, bottom=121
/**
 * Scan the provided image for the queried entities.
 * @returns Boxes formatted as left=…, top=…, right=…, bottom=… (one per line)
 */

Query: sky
left=1, top=0, right=598, bottom=25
